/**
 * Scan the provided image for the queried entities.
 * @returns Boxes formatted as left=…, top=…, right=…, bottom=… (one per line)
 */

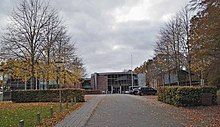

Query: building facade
left=149, top=69, right=200, bottom=89
left=91, top=71, right=139, bottom=94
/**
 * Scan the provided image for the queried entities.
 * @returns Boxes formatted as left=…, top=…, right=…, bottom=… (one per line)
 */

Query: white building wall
left=138, top=73, right=146, bottom=86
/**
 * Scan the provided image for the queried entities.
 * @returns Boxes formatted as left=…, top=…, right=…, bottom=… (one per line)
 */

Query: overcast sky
left=0, top=0, right=189, bottom=76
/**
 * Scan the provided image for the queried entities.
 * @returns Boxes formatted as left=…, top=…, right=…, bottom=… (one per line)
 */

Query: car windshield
left=129, top=86, right=139, bottom=90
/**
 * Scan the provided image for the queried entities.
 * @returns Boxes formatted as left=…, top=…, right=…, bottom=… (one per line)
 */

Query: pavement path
left=85, top=94, right=185, bottom=127
left=55, top=95, right=105, bottom=127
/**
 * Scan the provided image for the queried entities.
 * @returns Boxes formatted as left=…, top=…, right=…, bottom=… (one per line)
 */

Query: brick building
left=91, top=71, right=139, bottom=93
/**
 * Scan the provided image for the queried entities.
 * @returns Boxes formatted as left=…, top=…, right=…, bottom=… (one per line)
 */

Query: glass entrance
left=113, top=86, right=120, bottom=94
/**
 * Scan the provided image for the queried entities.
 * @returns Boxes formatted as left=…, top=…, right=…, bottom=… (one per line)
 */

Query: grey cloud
left=0, top=0, right=189, bottom=76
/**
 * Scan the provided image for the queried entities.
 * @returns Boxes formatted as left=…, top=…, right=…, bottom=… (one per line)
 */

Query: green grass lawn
left=0, top=102, right=65, bottom=127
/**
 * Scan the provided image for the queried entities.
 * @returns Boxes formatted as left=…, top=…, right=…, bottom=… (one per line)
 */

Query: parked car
left=125, top=90, right=130, bottom=94
left=102, top=91, right=107, bottom=94
left=132, top=88, right=140, bottom=95
left=129, top=86, right=140, bottom=94
left=138, top=87, right=157, bottom=96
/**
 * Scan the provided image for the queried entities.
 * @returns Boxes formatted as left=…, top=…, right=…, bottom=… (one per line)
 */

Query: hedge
left=158, top=86, right=217, bottom=107
left=11, top=89, right=85, bottom=103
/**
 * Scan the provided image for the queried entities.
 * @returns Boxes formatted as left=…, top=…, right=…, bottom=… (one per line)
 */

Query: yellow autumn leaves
left=1, top=59, right=83, bottom=88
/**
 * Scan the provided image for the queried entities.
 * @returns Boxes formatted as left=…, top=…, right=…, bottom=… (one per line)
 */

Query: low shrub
left=158, top=86, right=217, bottom=107
left=11, top=89, right=85, bottom=103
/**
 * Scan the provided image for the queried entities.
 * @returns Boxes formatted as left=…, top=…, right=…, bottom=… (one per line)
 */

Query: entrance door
left=109, top=86, right=123, bottom=94
left=113, top=87, right=119, bottom=94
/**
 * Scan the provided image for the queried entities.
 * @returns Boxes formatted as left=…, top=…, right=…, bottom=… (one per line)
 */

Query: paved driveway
left=56, top=94, right=219, bottom=127
left=85, top=94, right=185, bottom=127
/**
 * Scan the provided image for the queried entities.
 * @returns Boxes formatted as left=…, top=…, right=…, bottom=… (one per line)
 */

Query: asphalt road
left=85, top=94, right=185, bottom=127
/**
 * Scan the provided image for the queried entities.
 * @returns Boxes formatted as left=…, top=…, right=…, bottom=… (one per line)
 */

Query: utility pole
left=131, top=54, right=134, bottom=87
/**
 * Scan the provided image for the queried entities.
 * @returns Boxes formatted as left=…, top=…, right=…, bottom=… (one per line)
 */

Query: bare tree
left=52, top=27, right=85, bottom=87
left=1, top=0, right=61, bottom=89
left=155, top=29, right=172, bottom=85
left=179, top=7, right=193, bottom=86
left=40, top=14, right=63, bottom=89
left=154, top=14, right=188, bottom=86
left=1, top=0, right=85, bottom=90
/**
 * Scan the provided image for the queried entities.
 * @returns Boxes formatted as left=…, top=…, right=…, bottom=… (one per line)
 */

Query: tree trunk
left=168, top=70, right=171, bottom=86
left=25, top=76, right=27, bottom=90
left=188, top=59, right=192, bottom=86
left=46, top=50, right=50, bottom=89
left=31, top=53, right=35, bottom=89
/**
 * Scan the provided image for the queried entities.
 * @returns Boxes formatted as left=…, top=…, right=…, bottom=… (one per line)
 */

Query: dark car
left=138, top=87, right=157, bottom=96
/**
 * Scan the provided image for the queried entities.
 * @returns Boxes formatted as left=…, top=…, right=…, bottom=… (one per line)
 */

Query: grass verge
left=0, top=102, right=83, bottom=127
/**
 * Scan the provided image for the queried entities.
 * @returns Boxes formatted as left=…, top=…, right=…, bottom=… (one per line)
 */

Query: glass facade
left=107, top=73, right=138, bottom=93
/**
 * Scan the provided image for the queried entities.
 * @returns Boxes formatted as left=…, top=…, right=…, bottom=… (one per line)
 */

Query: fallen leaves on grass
left=38, top=103, right=84, bottom=127
left=0, top=102, right=55, bottom=110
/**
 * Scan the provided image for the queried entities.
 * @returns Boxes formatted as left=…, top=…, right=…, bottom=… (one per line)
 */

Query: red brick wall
left=97, top=75, right=108, bottom=92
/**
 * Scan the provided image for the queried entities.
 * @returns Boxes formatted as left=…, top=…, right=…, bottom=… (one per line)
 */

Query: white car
left=125, top=91, right=130, bottom=94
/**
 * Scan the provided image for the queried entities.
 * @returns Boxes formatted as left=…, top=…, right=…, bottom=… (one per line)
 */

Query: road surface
left=85, top=94, right=185, bottom=127
left=56, top=94, right=219, bottom=127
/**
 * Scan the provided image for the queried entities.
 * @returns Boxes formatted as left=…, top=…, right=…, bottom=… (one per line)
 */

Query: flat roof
left=92, top=71, right=137, bottom=76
